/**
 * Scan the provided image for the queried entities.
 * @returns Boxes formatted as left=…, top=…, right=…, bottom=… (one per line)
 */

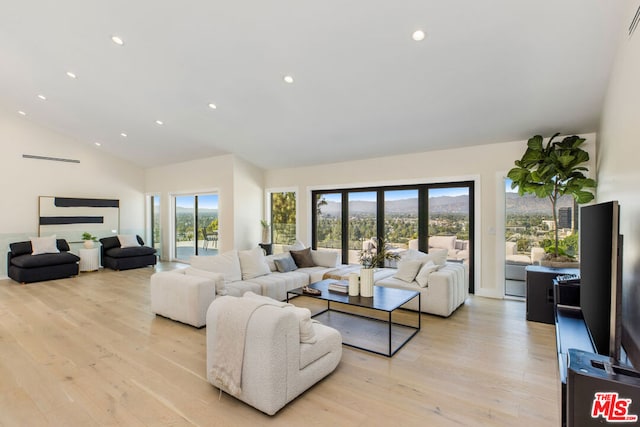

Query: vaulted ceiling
left=0, top=1, right=629, bottom=169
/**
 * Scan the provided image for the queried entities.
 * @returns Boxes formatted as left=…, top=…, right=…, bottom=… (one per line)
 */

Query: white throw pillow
left=190, top=250, right=242, bottom=283
left=292, top=307, right=317, bottom=344
left=401, top=249, right=429, bottom=262
left=30, top=235, right=59, bottom=255
left=310, top=250, right=339, bottom=268
left=184, top=267, right=227, bottom=295
left=284, top=240, right=306, bottom=252
left=424, top=248, right=448, bottom=267
left=415, top=260, right=440, bottom=288
left=238, top=247, right=271, bottom=280
left=117, top=234, right=140, bottom=248
left=394, top=259, right=423, bottom=283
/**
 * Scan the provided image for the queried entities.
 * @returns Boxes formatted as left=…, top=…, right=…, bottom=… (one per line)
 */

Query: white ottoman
left=150, top=269, right=220, bottom=327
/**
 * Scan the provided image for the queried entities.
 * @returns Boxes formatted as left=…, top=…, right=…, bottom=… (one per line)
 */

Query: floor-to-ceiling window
left=270, top=191, right=297, bottom=252
left=314, top=192, right=342, bottom=258
left=504, top=178, right=578, bottom=298
left=151, top=195, right=161, bottom=252
left=174, top=193, right=218, bottom=262
left=312, top=181, right=475, bottom=292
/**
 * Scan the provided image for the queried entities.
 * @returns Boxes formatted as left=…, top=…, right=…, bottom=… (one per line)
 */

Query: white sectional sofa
left=150, top=244, right=468, bottom=326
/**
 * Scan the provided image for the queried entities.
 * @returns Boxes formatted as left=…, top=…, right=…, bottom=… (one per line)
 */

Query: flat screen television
left=579, top=201, right=623, bottom=361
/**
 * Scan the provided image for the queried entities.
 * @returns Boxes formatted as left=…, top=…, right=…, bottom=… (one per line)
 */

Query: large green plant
left=507, top=133, right=596, bottom=258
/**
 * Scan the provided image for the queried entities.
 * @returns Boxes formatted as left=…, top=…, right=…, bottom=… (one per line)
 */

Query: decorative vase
left=348, top=272, right=360, bottom=296
left=83, top=240, right=94, bottom=249
left=360, top=268, right=374, bottom=297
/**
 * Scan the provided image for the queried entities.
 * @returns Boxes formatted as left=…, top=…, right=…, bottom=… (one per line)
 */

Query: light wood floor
left=0, top=263, right=560, bottom=426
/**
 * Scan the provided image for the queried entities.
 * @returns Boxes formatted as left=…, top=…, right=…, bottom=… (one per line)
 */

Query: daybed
left=206, top=292, right=342, bottom=415
left=99, top=235, right=157, bottom=270
left=8, top=238, right=80, bottom=283
left=505, top=242, right=545, bottom=281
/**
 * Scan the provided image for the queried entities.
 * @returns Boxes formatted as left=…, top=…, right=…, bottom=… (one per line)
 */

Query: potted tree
left=507, top=133, right=596, bottom=265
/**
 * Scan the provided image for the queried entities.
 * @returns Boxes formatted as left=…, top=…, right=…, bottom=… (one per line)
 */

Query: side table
left=79, top=247, right=100, bottom=272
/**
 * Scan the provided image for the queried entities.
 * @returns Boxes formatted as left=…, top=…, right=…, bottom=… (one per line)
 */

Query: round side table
left=79, top=247, right=100, bottom=272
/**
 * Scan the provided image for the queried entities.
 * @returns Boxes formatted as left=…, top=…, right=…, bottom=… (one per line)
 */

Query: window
left=312, top=181, right=475, bottom=292
left=174, top=193, right=218, bottom=261
left=270, top=191, right=297, bottom=251
left=151, top=195, right=161, bottom=252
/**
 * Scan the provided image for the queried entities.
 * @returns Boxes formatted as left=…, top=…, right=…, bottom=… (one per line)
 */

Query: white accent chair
left=206, top=297, right=342, bottom=415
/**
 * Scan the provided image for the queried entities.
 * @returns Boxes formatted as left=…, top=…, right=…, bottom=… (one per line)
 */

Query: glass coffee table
left=287, top=279, right=420, bottom=357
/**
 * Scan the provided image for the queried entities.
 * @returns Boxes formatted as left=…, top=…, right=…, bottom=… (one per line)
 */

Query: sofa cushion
left=290, top=248, right=315, bottom=268
left=190, top=250, right=242, bottom=283
left=394, top=259, right=423, bottom=283
left=10, top=252, right=80, bottom=268
left=274, top=254, right=297, bottom=273
left=265, top=253, right=290, bottom=272
left=105, top=246, right=156, bottom=258
left=117, top=234, right=140, bottom=248
left=100, top=236, right=121, bottom=250
left=310, top=250, right=339, bottom=268
left=238, top=247, right=271, bottom=280
left=243, top=292, right=316, bottom=343
left=429, top=235, right=457, bottom=250
left=30, top=235, right=60, bottom=255
left=425, top=248, right=448, bottom=267
left=415, top=260, right=440, bottom=287
left=9, top=241, right=33, bottom=257
left=184, top=267, right=227, bottom=295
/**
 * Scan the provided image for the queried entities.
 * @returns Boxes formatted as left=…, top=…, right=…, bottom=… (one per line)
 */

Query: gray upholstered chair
left=206, top=294, right=342, bottom=415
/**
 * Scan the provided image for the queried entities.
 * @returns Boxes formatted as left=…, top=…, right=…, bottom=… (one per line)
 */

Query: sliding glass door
left=174, top=193, right=219, bottom=262
left=312, top=181, right=475, bottom=292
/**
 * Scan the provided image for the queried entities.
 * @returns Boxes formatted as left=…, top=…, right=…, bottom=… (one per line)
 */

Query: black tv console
left=555, top=283, right=640, bottom=426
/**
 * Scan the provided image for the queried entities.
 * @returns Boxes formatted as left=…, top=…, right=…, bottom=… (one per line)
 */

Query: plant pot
left=360, top=268, right=374, bottom=297
left=540, top=259, right=580, bottom=269
left=83, top=240, right=95, bottom=249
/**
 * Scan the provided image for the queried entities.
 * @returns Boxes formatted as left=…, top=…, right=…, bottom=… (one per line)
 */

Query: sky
left=175, top=194, right=219, bottom=209
left=320, top=187, right=471, bottom=202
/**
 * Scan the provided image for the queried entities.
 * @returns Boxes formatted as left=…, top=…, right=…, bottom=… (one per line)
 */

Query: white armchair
left=206, top=296, right=342, bottom=415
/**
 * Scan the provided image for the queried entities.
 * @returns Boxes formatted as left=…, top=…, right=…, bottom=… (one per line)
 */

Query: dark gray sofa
left=8, top=239, right=80, bottom=283
left=99, top=235, right=157, bottom=270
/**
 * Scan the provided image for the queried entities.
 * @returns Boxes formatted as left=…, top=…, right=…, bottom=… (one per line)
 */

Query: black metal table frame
left=287, top=287, right=421, bottom=357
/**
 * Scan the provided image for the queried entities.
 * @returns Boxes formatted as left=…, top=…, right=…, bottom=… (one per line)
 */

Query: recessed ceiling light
left=18, top=110, right=26, bottom=116
left=283, top=75, right=294, bottom=84
left=111, top=35, right=124, bottom=46
left=155, top=120, right=164, bottom=125
left=37, top=94, right=46, bottom=100
left=208, top=103, right=217, bottom=110
left=412, top=30, right=426, bottom=41
left=66, top=71, right=77, bottom=79
left=94, top=142, right=101, bottom=146
left=120, top=132, right=128, bottom=137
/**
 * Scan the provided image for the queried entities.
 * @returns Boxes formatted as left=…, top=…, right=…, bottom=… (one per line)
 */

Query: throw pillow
left=415, top=260, right=440, bottom=288
left=30, top=235, right=59, bottom=255
left=394, top=259, right=423, bottom=283
left=310, top=250, right=339, bottom=268
left=265, top=253, right=289, bottom=272
left=117, top=234, right=140, bottom=248
left=184, top=267, right=227, bottom=295
left=424, top=248, right=448, bottom=267
left=190, top=250, right=242, bottom=283
left=290, top=247, right=315, bottom=268
left=274, top=254, right=298, bottom=272
left=284, top=240, right=306, bottom=252
left=238, top=247, right=271, bottom=280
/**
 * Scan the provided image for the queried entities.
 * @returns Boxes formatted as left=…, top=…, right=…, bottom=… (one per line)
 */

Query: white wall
left=0, top=113, right=145, bottom=278
left=265, top=135, right=596, bottom=298
left=597, top=0, right=640, bottom=364
left=232, top=156, right=265, bottom=250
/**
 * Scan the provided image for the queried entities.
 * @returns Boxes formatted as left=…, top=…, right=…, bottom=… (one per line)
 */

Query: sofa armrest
left=150, top=271, right=217, bottom=327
